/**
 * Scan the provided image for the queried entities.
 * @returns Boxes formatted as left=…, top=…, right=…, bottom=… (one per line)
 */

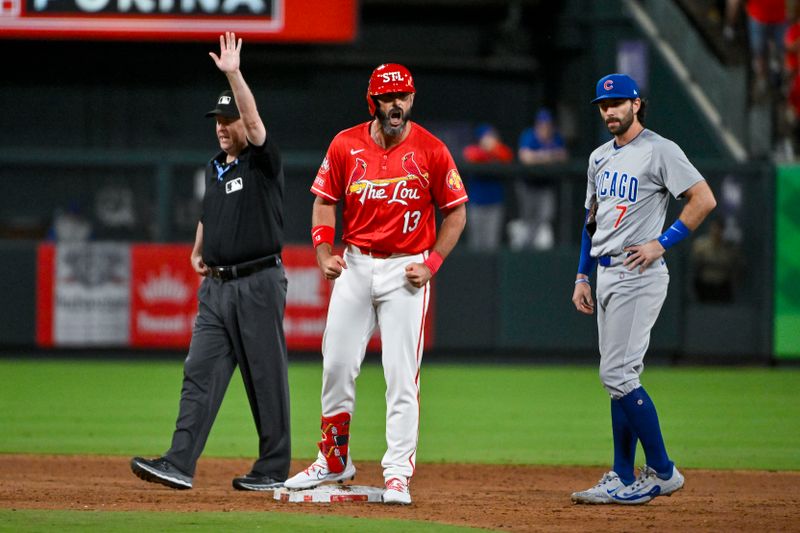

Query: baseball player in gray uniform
left=570, top=73, right=716, bottom=505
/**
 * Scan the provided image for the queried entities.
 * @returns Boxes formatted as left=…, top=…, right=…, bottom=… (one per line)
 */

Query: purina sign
left=28, top=0, right=275, bottom=16
left=0, top=0, right=356, bottom=42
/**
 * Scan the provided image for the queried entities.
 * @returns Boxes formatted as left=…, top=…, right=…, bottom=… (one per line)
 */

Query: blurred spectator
left=690, top=218, right=743, bottom=303
left=719, top=174, right=745, bottom=244
left=787, top=71, right=800, bottom=156
left=784, top=8, right=800, bottom=156
left=511, top=107, right=568, bottom=251
left=727, top=0, right=788, bottom=100
left=462, top=124, right=514, bottom=251
left=784, top=10, right=800, bottom=78
left=48, top=201, right=92, bottom=242
left=723, top=0, right=743, bottom=41
left=518, top=108, right=569, bottom=165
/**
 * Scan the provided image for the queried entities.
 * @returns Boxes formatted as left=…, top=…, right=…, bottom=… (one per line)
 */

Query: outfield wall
left=775, top=166, right=800, bottom=360
left=0, top=159, right=776, bottom=362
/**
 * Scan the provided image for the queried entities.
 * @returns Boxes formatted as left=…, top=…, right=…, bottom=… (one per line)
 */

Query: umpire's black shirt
left=201, top=138, right=284, bottom=267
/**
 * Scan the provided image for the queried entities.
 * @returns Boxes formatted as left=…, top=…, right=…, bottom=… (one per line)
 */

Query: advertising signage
left=0, top=0, right=356, bottom=42
left=36, top=243, right=432, bottom=351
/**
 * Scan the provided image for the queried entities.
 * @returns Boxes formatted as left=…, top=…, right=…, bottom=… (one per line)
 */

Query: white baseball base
left=274, top=485, right=384, bottom=503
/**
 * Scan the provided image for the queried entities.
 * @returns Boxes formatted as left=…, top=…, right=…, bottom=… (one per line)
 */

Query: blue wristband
left=657, top=219, right=690, bottom=250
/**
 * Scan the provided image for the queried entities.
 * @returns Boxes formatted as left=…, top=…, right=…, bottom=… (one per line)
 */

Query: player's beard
left=377, top=106, right=411, bottom=137
left=605, top=106, right=635, bottom=136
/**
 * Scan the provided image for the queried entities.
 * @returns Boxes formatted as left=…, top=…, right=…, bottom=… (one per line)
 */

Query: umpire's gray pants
left=596, top=258, right=668, bottom=399
left=165, top=265, right=290, bottom=479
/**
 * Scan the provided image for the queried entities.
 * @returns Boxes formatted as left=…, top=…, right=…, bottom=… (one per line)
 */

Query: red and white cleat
left=382, top=476, right=411, bottom=505
left=284, top=452, right=356, bottom=490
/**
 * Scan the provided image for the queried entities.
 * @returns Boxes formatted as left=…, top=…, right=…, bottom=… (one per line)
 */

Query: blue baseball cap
left=591, top=73, right=640, bottom=104
left=535, top=108, right=553, bottom=123
left=474, top=123, right=495, bottom=139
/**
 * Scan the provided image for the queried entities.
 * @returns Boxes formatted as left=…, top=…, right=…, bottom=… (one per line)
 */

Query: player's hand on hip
left=191, top=254, right=208, bottom=276
left=572, top=281, right=594, bottom=315
left=623, top=240, right=665, bottom=273
left=209, top=32, right=242, bottom=73
left=319, top=254, right=347, bottom=280
left=405, top=262, right=431, bottom=288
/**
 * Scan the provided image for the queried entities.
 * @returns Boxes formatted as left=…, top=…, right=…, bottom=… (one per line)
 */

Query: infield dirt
left=1, top=455, right=798, bottom=532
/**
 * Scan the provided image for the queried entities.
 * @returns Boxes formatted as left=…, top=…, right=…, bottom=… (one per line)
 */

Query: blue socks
left=610, top=399, right=637, bottom=485
left=617, top=386, right=673, bottom=477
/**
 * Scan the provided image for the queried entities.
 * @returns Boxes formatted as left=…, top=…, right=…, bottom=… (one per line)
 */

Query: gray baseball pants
left=596, top=257, right=669, bottom=399
left=164, top=265, right=291, bottom=480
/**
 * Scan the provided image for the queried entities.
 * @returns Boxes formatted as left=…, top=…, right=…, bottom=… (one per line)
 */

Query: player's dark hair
left=636, top=98, right=647, bottom=126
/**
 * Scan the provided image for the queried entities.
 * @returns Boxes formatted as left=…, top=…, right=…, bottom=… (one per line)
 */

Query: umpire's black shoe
left=232, top=473, right=285, bottom=491
left=130, top=456, right=193, bottom=490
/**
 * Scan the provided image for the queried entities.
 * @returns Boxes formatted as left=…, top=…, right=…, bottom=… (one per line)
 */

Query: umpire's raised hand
left=208, top=32, right=266, bottom=147
left=209, top=32, right=241, bottom=74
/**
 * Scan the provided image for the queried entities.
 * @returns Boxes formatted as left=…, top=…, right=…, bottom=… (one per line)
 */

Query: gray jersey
left=585, top=129, right=704, bottom=257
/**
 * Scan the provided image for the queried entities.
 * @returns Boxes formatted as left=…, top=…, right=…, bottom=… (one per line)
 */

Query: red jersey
left=789, top=73, right=800, bottom=118
left=785, top=22, right=800, bottom=73
left=311, top=121, right=469, bottom=254
left=462, top=142, right=514, bottom=163
left=746, top=0, right=785, bottom=24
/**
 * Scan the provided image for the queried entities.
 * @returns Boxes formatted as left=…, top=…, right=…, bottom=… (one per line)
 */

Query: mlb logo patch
left=218, top=96, right=232, bottom=105
left=226, top=177, right=243, bottom=194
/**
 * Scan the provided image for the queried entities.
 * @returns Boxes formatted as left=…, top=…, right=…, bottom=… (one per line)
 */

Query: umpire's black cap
left=205, top=90, right=240, bottom=119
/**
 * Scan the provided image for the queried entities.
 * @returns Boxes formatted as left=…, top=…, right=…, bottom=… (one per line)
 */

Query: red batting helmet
left=366, top=63, right=416, bottom=116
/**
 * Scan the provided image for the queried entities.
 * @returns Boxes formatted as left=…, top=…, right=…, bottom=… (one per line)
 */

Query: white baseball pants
left=320, top=245, right=430, bottom=480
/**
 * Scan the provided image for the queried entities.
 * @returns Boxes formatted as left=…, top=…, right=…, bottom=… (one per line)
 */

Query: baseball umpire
left=283, top=63, right=468, bottom=505
left=130, top=32, right=291, bottom=491
left=570, top=73, right=716, bottom=504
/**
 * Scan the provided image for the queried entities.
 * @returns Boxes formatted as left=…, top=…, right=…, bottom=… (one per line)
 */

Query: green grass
left=1, top=359, right=798, bottom=470
left=0, top=509, right=490, bottom=532
left=1, top=358, right=798, bottom=531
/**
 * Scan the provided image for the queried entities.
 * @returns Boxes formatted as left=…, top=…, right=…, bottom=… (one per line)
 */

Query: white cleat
left=382, top=476, right=412, bottom=505
left=284, top=452, right=356, bottom=490
left=612, top=465, right=685, bottom=505
left=571, top=471, right=625, bottom=504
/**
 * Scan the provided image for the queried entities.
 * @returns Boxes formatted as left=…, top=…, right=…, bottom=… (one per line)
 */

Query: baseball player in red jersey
left=284, top=64, right=468, bottom=504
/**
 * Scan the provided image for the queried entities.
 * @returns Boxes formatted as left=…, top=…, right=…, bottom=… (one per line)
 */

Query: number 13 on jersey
left=403, top=210, right=421, bottom=233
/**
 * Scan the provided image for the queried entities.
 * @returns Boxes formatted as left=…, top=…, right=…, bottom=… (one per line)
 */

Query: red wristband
left=423, top=251, right=444, bottom=276
left=311, top=225, right=334, bottom=248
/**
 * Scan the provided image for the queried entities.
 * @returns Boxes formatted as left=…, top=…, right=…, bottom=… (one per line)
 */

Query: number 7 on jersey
left=614, top=205, right=627, bottom=229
